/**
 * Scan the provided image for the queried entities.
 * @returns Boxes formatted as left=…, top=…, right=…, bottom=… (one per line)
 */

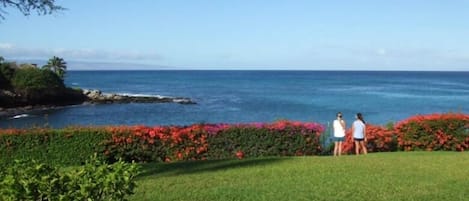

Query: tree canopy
left=43, top=56, right=67, bottom=80
left=0, top=0, right=65, bottom=20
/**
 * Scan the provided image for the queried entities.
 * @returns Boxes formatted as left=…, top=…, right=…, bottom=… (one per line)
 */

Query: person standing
left=352, top=113, right=367, bottom=155
left=333, top=112, right=346, bottom=156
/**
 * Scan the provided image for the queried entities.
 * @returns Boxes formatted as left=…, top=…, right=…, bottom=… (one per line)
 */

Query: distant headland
left=0, top=56, right=195, bottom=117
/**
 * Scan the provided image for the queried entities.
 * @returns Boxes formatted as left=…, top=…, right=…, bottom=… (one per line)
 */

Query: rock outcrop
left=0, top=89, right=196, bottom=118
left=82, top=89, right=196, bottom=105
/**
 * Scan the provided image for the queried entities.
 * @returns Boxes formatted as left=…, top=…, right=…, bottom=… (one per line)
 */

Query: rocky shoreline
left=82, top=89, right=196, bottom=104
left=0, top=89, right=196, bottom=118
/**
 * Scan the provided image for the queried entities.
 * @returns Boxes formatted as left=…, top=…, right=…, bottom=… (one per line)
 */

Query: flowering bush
left=102, top=124, right=219, bottom=163
left=1, top=113, right=468, bottom=166
left=207, top=121, right=325, bottom=159
left=342, top=124, right=397, bottom=154
left=395, top=113, right=469, bottom=151
left=102, top=121, right=325, bottom=162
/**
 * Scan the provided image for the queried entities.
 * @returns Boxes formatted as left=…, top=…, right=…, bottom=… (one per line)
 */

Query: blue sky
left=1, top=0, right=469, bottom=70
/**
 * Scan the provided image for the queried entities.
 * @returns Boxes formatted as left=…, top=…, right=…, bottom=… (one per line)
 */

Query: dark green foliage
left=0, top=62, right=15, bottom=89
left=10, top=67, right=67, bottom=105
left=207, top=127, right=322, bottom=159
left=12, top=67, right=65, bottom=93
left=0, top=128, right=110, bottom=166
left=0, top=73, right=7, bottom=89
left=0, top=56, right=86, bottom=108
left=42, top=56, right=67, bottom=80
left=0, top=156, right=139, bottom=201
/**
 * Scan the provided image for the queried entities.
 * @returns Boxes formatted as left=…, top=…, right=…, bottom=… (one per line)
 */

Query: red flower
left=236, top=150, right=244, bottom=159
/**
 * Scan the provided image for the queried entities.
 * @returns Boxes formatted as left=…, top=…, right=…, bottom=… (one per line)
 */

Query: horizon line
left=67, top=69, right=469, bottom=72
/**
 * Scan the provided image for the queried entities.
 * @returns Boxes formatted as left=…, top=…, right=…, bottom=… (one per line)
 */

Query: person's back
left=333, top=119, right=345, bottom=137
left=352, top=113, right=367, bottom=155
left=352, top=120, right=365, bottom=139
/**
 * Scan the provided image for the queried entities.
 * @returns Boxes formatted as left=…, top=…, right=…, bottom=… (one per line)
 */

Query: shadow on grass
left=137, top=157, right=290, bottom=179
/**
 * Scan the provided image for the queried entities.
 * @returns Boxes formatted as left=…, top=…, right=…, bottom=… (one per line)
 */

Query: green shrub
left=0, top=63, right=15, bottom=89
left=0, top=128, right=110, bottom=166
left=207, top=125, right=322, bottom=159
left=0, top=156, right=139, bottom=201
left=11, top=67, right=65, bottom=100
left=101, top=122, right=324, bottom=163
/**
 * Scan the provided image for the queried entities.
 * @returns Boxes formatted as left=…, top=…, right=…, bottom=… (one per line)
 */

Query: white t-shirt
left=333, top=119, right=345, bottom=137
left=353, top=120, right=366, bottom=139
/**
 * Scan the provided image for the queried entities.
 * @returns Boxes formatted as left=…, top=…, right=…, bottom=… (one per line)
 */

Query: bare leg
left=354, top=141, right=360, bottom=155
left=360, top=141, right=368, bottom=155
left=334, top=142, right=339, bottom=156
left=338, top=141, right=342, bottom=156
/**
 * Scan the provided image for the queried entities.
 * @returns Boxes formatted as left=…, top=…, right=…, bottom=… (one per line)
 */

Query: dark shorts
left=334, top=137, right=345, bottom=142
left=354, top=138, right=364, bottom=142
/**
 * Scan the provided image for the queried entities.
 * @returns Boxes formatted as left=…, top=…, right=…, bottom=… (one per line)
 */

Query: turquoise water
left=1, top=70, right=469, bottom=128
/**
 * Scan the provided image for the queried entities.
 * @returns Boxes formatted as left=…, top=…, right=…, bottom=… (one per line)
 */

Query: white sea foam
left=10, top=114, right=30, bottom=119
left=118, top=93, right=169, bottom=98
left=366, top=91, right=469, bottom=100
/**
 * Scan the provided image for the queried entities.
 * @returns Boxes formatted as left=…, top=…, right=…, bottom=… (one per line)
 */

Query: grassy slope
left=132, top=152, right=469, bottom=201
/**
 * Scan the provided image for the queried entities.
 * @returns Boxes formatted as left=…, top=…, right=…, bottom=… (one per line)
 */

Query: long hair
left=357, top=113, right=366, bottom=124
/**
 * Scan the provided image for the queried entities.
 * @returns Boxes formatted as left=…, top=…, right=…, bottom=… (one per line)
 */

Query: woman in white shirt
left=333, top=112, right=346, bottom=156
left=352, top=113, right=367, bottom=155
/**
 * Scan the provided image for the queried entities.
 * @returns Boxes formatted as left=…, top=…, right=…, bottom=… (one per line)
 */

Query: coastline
left=0, top=89, right=196, bottom=118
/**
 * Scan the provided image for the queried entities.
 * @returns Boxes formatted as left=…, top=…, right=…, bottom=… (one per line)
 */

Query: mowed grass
left=131, top=152, right=469, bottom=201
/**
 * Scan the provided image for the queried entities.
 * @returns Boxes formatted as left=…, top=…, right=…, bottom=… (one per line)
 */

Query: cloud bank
left=0, top=43, right=162, bottom=62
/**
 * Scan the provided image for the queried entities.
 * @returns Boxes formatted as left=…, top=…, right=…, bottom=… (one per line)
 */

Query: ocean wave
left=117, top=93, right=169, bottom=98
left=10, top=114, right=31, bottom=119
left=367, top=91, right=469, bottom=100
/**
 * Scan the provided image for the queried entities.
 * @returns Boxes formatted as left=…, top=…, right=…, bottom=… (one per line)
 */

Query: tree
left=0, top=56, right=15, bottom=89
left=11, top=66, right=65, bottom=102
left=0, top=0, right=65, bottom=20
left=43, top=56, right=67, bottom=80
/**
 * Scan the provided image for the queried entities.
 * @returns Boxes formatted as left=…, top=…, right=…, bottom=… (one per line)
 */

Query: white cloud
left=0, top=43, right=13, bottom=49
left=377, top=48, right=387, bottom=56
left=0, top=43, right=163, bottom=62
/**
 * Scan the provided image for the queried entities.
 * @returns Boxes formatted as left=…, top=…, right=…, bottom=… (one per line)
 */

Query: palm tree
left=43, top=56, right=67, bottom=80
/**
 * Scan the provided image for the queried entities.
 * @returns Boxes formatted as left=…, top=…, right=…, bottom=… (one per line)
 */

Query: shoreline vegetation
left=0, top=56, right=195, bottom=118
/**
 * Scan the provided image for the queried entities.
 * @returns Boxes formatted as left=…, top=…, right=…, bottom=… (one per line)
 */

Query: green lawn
left=131, top=152, right=469, bottom=201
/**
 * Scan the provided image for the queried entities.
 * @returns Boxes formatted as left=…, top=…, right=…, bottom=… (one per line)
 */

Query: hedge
left=395, top=113, right=469, bottom=151
left=342, top=113, right=469, bottom=153
left=0, top=127, right=109, bottom=166
left=1, top=114, right=468, bottom=166
left=102, top=121, right=325, bottom=163
left=0, top=121, right=324, bottom=165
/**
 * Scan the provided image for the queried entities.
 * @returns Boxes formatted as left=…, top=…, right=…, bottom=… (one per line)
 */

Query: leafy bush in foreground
left=0, top=156, right=139, bottom=201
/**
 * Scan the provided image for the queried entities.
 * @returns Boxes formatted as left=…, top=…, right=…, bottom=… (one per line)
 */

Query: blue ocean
left=1, top=70, right=469, bottom=128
